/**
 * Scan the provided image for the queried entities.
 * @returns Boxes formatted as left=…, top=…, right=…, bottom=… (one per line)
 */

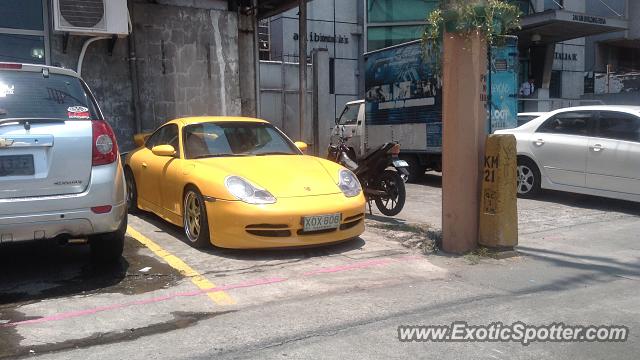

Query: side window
left=145, top=127, right=164, bottom=150
left=537, top=111, right=592, bottom=136
left=163, top=124, right=180, bottom=155
left=145, top=124, right=180, bottom=156
left=598, top=111, right=640, bottom=143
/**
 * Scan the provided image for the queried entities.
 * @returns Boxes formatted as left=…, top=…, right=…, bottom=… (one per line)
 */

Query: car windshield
left=0, top=70, right=99, bottom=120
left=183, top=121, right=300, bottom=159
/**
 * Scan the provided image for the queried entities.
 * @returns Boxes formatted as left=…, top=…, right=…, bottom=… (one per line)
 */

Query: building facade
left=363, top=0, right=637, bottom=111
left=264, top=0, right=365, bottom=119
left=0, top=0, right=299, bottom=151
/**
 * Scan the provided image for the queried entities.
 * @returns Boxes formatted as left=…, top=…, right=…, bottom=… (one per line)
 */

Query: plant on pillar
left=422, top=0, right=522, bottom=72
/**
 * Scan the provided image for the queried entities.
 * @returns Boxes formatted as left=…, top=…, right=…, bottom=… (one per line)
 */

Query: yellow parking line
left=126, top=225, right=236, bottom=306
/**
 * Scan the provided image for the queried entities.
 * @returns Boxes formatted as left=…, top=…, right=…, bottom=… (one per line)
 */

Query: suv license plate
left=0, top=155, right=35, bottom=177
left=303, top=213, right=341, bottom=232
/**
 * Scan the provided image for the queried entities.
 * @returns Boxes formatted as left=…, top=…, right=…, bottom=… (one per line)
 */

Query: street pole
left=298, top=0, right=307, bottom=141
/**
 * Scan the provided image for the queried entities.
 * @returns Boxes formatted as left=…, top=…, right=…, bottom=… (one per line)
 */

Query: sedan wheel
left=183, top=188, right=211, bottom=249
left=516, top=159, right=541, bottom=198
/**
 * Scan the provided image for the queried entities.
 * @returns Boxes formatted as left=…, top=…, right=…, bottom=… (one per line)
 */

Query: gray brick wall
left=49, top=1, right=242, bottom=152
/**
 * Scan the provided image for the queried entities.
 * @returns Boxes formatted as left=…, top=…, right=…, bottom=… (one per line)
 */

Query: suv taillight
left=92, top=120, right=118, bottom=166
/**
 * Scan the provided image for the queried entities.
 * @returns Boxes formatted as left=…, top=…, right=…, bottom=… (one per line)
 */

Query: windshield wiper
left=255, top=152, right=295, bottom=156
left=0, top=118, right=67, bottom=128
left=191, top=153, right=251, bottom=159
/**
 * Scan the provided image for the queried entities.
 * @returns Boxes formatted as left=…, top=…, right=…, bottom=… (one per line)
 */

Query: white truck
left=334, top=38, right=519, bottom=182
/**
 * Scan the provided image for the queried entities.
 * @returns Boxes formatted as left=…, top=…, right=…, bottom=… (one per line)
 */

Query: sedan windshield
left=183, top=121, right=300, bottom=159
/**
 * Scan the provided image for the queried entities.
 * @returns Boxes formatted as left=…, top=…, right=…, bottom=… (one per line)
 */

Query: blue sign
left=488, top=36, right=518, bottom=132
left=364, top=41, right=442, bottom=126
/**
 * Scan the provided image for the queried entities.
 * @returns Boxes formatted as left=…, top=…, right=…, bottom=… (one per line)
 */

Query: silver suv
left=0, top=63, right=126, bottom=263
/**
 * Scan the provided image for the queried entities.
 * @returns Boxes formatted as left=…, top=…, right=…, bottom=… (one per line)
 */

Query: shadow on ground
left=0, top=237, right=183, bottom=306
left=133, top=211, right=367, bottom=262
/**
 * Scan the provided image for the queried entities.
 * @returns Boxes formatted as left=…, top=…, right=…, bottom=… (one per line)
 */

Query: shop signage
left=555, top=52, right=578, bottom=61
left=572, top=14, right=606, bottom=25
left=293, top=32, right=349, bottom=44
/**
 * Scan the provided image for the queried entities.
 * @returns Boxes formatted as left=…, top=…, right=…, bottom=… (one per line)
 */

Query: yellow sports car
left=124, top=116, right=365, bottom=249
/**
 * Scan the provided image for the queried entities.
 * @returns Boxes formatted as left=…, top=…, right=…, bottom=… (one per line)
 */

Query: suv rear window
left=0, top=70, right=99, bottom=120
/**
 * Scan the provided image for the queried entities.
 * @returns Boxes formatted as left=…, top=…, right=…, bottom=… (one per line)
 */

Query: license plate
left=0, top=155, right=34, bottom=177
left=393, top=159, right=409, bottom=168
left=303, top=213, right=341, bottom=232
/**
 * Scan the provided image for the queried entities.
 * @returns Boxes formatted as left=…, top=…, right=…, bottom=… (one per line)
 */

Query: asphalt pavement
left=1, top=173, right=639, bottom=359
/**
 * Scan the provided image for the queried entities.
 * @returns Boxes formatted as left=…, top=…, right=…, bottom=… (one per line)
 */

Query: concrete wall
left=51, top=32, right=136, bottom=150
left=49, top=0, right=252, bottom=152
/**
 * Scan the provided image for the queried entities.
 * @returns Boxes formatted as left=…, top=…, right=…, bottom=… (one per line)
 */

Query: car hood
left=194, top=155, right=342, bottom=198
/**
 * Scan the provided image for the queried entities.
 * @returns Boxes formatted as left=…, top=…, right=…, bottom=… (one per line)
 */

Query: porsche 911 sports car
left=124, top=117, right=366, bottom=249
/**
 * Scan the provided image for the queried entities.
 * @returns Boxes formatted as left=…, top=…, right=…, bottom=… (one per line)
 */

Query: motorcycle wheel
left=374, top=169, right=406, bottom=216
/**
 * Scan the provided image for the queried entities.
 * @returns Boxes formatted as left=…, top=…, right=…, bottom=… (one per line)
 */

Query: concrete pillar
left=238, top=9, right=258, bottom=117
left=441, top=32, right=487, bottom=254
left=312, top=49, right=330, bottom=157
left=541, top=43, right=555, bottom=90
left=298, top=0, right=307, bottom=141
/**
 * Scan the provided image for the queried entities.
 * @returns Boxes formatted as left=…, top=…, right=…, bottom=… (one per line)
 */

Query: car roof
left=0, top=62, right=80, bottom=78
left=552, top=105, right=640, bottom=113
left=518, top=112, right=546, bottom=116
left=171, top=116, right=270, bottom=126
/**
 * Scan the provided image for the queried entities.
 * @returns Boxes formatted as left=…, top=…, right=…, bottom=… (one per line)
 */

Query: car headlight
left=225, top=176, right=276, bottom=204
left=338, top=169, right=361, bottom=197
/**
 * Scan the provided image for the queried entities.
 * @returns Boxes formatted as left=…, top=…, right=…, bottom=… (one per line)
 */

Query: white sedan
left=496, top=106, right=640, bottom=202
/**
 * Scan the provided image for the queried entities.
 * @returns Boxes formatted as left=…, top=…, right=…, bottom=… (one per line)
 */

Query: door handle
left=534, top=139, right=545, bottom=146
left=142, top=162, right=148, bottom=168
left=591, top=144, right=604, bottom=152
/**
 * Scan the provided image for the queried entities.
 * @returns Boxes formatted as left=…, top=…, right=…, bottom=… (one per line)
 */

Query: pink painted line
left=302, top=258, right=393, bottom=276
left=3, top=254, right=424, bottom=328
left=2, top=277, right=287, bottom=328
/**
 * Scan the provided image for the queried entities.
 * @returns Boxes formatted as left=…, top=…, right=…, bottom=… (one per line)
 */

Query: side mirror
left=134, top=133, right=150, bottom=148
left=151, top=145, right=176, bottom=157
left=294, top=141, right=308, bottom=153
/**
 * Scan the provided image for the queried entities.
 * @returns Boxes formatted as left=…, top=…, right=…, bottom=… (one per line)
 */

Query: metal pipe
left=77, top=36, right=110, bottom=76
left=298, top=0, right=307, bottom=141
left=127, top=8, right=142, bottom=134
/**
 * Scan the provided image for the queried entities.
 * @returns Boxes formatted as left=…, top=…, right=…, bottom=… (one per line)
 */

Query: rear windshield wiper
left=0, top=118, right=67, bottom=127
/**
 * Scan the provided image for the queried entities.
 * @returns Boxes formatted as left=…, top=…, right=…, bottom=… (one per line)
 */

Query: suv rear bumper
left=0, top=161, right=126, bottom=243
left=0, top=201, right=126, bottom=243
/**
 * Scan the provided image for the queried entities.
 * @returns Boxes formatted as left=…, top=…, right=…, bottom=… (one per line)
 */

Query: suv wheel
left=90, top=214, right=126, bottom=264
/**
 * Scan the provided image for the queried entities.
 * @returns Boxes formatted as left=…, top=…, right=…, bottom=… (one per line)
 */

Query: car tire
left=124, top=168, right=139, bottom=214
left=183, top=187, right=211, bottom=249
left=517, top=157, right=541, bottom=198
left=90, top=214, right=126, bottom=264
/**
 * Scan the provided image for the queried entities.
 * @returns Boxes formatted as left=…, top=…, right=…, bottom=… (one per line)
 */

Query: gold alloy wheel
left=184, top=191, right=202, bottom=242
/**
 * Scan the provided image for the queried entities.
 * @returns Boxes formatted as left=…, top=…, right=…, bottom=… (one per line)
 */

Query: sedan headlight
left=338, top=169, right=361, bottom=197
left=225, top=176, right=276, bottom=204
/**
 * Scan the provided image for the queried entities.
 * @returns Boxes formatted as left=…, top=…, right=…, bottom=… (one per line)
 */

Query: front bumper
left=205, top=192, right=366, bottom=249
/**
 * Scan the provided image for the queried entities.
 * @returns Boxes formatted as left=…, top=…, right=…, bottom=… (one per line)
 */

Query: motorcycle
left=328, top=130, right=409, bottom=216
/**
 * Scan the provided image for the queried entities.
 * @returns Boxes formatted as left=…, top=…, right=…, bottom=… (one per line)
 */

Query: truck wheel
left=402, top=156, right=425, bottom=183
left=90, top=214, right=126, bottom=264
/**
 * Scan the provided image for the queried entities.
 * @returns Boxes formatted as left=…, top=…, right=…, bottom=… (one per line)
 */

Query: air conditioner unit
left=53, top=0, right=129, bottom=36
